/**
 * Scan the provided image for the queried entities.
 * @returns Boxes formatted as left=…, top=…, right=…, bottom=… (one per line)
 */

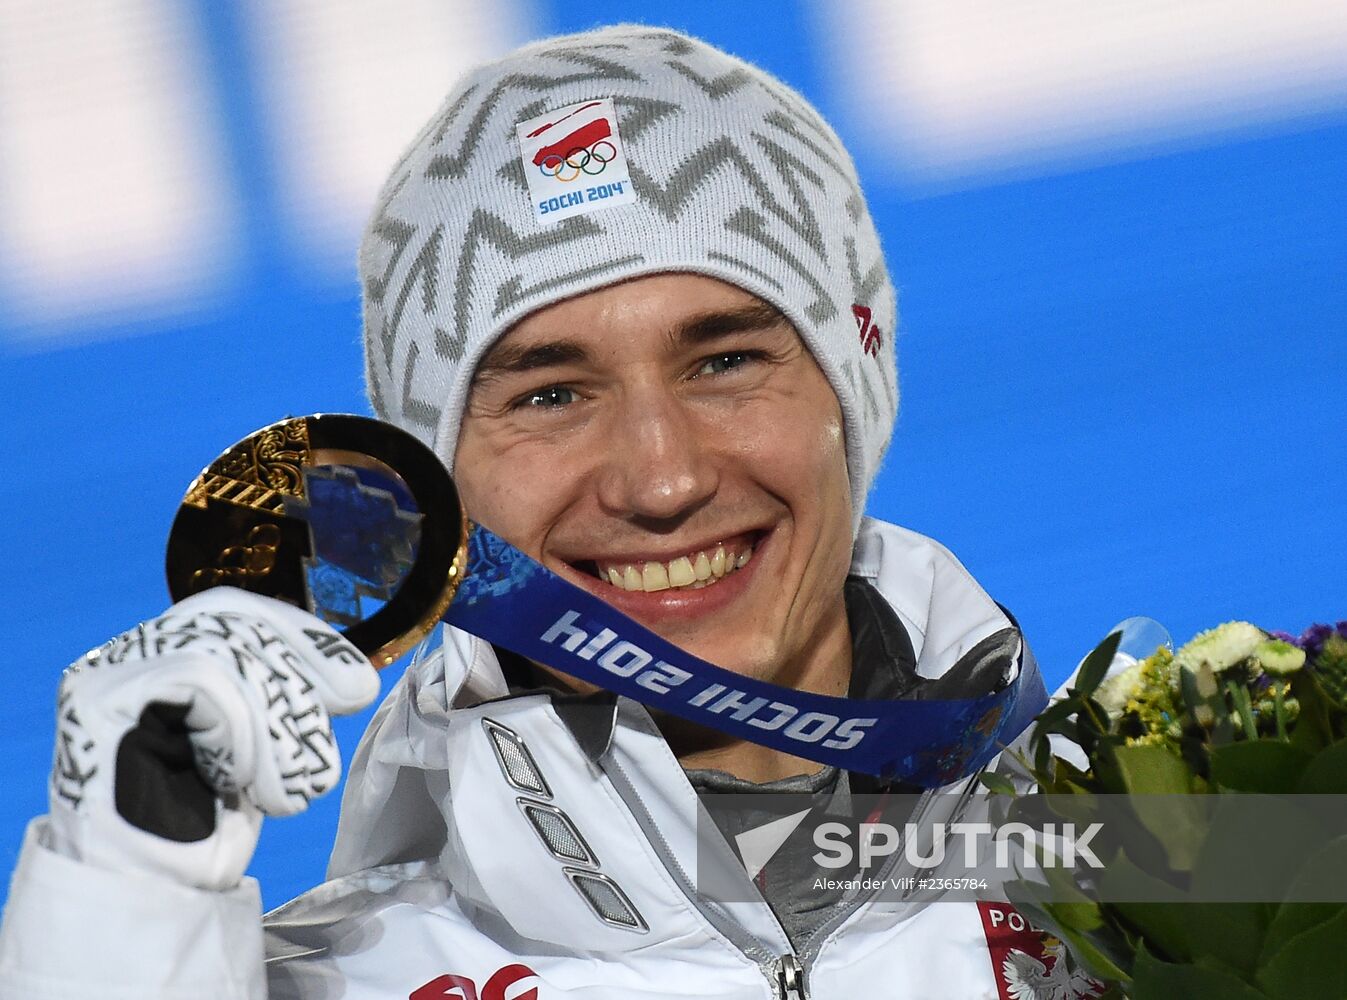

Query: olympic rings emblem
left=538, top=140, right=617, bottom=182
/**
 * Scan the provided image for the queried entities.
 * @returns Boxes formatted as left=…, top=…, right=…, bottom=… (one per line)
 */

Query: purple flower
left=1299, top=623, right=1335, bottom=658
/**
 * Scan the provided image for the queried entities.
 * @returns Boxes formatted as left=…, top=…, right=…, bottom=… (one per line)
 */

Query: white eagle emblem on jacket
left=1001, top=936, right=1100, bottom=1000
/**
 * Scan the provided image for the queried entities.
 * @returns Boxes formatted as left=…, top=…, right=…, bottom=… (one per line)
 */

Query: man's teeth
left=598, top=543, right=754, bottom=593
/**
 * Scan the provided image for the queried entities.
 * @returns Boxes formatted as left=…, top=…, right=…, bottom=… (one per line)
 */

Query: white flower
left=1094, top=659, right=1144, bottom=716
left=1175, top=621, right=1264, bottom=674
left=1253, top=639, right=1306, bottom=675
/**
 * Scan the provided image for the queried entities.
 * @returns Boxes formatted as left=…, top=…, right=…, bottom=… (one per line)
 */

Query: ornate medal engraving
left=182, top=419, right=311, bottom=513
left=168, top=415, right=467, bottom=666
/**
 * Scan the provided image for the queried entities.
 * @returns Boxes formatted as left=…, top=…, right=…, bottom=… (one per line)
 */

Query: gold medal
left=166, top=414, right=468, bottom=666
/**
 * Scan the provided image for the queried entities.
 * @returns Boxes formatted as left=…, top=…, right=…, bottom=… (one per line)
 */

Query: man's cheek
left=455, top=477, right=527, bottom=539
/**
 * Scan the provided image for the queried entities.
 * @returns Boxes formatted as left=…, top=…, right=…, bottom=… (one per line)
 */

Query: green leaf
left=1045, top=898, right=1105, bottom=933
left=1255, top=907, right=1347, bottom=1000
left=1185, top=796, right=1323, bottom=963
left=1076, top=696, right=1114, bottom=739
left=1180, top=904, right=1271, bottom=979
left=1108, top=901, right=1193, bottom=964
left=978, top=771, right=1018, bottom=796
left=1297, top=739, right=1347, bottom=794
left=1259, top=903, right=1346, bottom=972
left=1099, top=743, right=1206, bottom=867
left=1148, top=815, right=1208, bottom=875
left=1130, top=943, right=1268, bottom=1000
left=1035, top=852, right=1105, bottom=920
left=1289, top=673, right=1337, bottom=754
left=1033, top=728, right=1055, bottom=781
left=1091, top=740, right=1129, bottom=794
left=1259, top=836, right=1347, bottom=966
left=1110, top=745, right=1209, bottom=868
left=1209, top=741, right=1313, bottom=793
left=1113, top=745, right=1193, bottom=795
left=1054, top=757, right=1096, bottom=788
left=1141, top=800, right=1339, bottom=981
left=1099, top=855, right=1192, bottom=962
left=1030, top=696, right=1089, bottom=750
left=1030, top=861, right=1112, bottom=972
left=1003, top=879, right=1131, bottom=984
left=1074, top=630, right=1124, bottom=700
left=1050, top=918, right=1132, bottom=985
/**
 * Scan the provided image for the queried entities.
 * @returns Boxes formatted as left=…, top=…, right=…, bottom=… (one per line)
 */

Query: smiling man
left=455, top=275, right=857, bottom=781
left=0, top=25, right=1089, bottom=1000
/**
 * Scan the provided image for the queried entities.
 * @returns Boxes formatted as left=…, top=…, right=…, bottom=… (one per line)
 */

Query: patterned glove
left=45, top=587, right=380, bottom=891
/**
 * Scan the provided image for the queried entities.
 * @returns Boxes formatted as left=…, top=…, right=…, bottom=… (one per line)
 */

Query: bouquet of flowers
left=1000, top=620, right=1347, bottom=999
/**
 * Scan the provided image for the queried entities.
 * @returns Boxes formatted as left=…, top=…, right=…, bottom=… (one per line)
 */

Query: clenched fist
left=46, top=588, right=381, bottom=891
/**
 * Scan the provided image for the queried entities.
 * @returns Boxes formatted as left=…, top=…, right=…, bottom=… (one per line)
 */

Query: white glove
left=45, top=587, right=380, bottom=891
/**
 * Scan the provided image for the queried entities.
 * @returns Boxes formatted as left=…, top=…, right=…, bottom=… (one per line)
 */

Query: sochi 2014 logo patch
left=516, top=97, right=636, bottom=224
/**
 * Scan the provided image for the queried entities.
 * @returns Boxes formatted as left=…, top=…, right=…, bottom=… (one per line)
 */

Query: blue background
left=2, top=1, right=1344, bottom=910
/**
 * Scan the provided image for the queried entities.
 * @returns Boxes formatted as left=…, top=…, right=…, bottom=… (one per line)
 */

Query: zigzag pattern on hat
left=359, top=26, right=897, bottom=527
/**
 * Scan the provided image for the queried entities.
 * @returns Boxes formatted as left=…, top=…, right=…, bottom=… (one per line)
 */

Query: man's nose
left=596, top=391, right=718, bottom=522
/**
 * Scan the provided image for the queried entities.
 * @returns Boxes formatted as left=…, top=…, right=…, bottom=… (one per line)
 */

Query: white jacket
left=0, top=520, right=1097, bottom=1000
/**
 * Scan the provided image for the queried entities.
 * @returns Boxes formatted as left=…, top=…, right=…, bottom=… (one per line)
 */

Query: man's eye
left=516, top=385, right=577, bottom=409
left=697, top=351, right=756, bottom=376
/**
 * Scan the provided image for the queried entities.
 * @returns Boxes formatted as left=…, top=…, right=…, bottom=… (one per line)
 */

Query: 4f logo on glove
left=44, top=588, right=381, bottom=892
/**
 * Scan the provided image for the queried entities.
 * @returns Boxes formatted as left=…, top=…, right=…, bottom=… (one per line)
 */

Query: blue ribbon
left=444, top=524, right=1047, bottom=786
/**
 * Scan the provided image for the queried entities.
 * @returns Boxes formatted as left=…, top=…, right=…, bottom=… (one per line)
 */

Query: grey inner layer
left=498, top=575, right=1012, bottom=951
left=684, top=576, right=922, bottom=950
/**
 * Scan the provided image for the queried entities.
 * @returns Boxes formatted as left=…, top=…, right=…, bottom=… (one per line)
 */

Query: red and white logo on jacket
left=976, top=901, right=1103, bottom=1000
left=410, top=963, right=539, bottom=1000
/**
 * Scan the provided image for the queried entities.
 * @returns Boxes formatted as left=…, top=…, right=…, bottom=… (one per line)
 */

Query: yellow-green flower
left=1121, top=648, right=1181, bottom=749
left=1175, top=621, right=1264, bottom=674
left=1253, top=639, right=1306, bottom=675
left=1095, top=660, right=1144, bottom=717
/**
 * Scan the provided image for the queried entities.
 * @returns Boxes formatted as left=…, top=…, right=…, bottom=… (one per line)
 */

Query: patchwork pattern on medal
left=456, top=526, right=546, bottom=607
left=285, top=466, right=422, bottom=627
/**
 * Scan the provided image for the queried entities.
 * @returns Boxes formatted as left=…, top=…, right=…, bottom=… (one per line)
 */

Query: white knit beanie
left=360, top=25, right=897, bottom=531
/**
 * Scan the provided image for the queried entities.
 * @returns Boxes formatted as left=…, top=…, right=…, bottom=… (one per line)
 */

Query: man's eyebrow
left=472, top=340, right=590, bottom=384
left=471, top=302, right=789, bottom=384
left=671, top=301, right=789, bottom=347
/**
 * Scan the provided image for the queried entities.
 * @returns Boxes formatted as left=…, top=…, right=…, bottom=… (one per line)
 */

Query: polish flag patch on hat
left=517, top=97, right=637, bottom=224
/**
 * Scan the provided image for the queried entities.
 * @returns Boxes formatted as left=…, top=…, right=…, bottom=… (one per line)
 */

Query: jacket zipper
left=794, top=771, right=985, bottom=976
left=602, top=710, right=976, bottom=1000
left=776, top=954, right=808, bottom=999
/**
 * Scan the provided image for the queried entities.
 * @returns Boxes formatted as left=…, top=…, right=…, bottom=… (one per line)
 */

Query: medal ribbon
left=444, top=525, right=1048, bottom=786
